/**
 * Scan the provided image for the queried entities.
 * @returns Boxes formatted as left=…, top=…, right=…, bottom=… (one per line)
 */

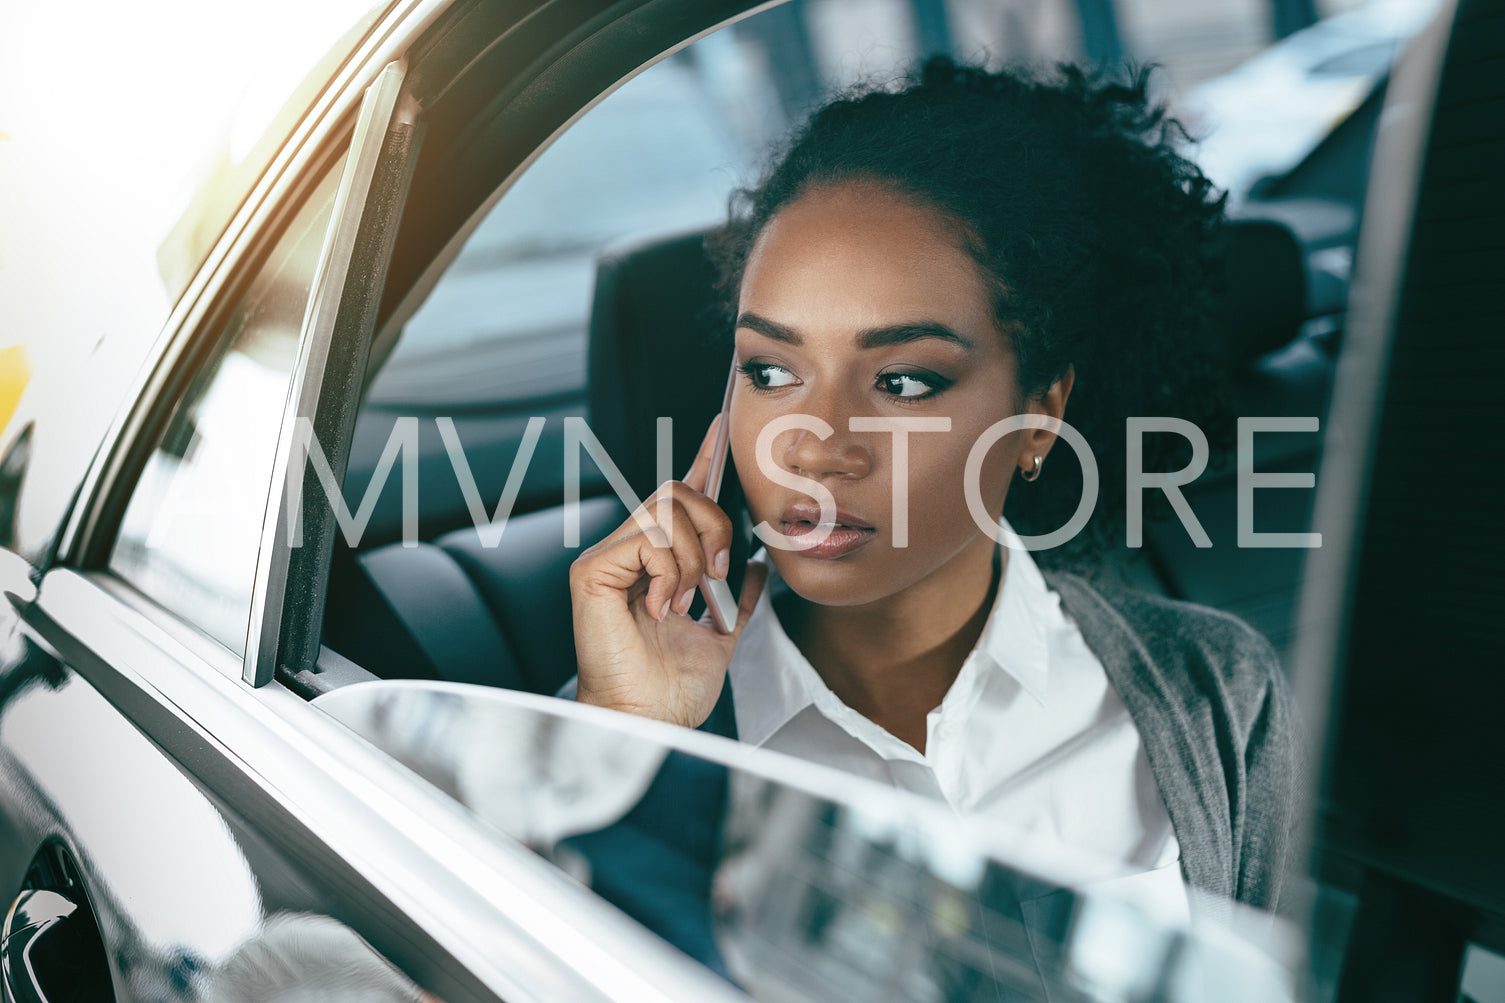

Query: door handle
left=2, top=889, right=78, bottom=1003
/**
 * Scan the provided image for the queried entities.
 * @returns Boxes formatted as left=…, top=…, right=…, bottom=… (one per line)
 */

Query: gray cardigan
left=1039, top=569, right=1300, bottom=912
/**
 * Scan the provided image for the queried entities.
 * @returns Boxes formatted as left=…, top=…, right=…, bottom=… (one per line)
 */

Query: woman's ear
left=1021, top=365, right=1076, bottom=469
left=1043, top=364, right=1075, bottom=420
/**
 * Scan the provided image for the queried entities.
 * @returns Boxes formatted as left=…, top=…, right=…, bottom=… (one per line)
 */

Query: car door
left=0, top=39, right=448, bottom=1003
left=0, top=13, right=533, bottom=1001
left=0, top=2, right=801, bottom=999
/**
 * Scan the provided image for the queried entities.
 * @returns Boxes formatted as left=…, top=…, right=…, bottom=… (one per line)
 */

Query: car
left=1, top=0, right=1502, bottom=1000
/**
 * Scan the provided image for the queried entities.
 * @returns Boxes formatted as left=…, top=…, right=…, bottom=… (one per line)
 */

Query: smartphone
left=699, top=361, right=740, bottom=633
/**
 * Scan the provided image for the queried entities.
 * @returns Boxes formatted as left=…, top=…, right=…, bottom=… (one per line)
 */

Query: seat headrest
left=586, top=228, right=756, bottom=601
left=587, top=229, right=729, bottom=501
left=1221, top=218, right=1309, bottom=361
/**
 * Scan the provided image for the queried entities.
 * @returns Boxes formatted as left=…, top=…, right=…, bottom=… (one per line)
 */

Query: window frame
left=57, top=65, right=431, bottom=689
left=52, top=0, right=451, bottom=659
left=243, top=60, right=425, bottom=687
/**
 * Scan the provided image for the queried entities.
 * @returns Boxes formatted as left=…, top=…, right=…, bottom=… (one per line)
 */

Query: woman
left=568, top=57, right=1298, bottom=914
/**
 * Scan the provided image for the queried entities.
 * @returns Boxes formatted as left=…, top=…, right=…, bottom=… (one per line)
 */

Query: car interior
left=316, top=206, right=1337, bottom=703
left=250, top=0, right=1438, bottom=713
left=287, top=0, right=1423, bottom=707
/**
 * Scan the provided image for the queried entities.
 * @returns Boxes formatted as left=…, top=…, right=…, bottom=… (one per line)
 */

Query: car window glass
left=316, top=681, right=1300, bottom=1001
left=110, top=153, right=347, bottom=654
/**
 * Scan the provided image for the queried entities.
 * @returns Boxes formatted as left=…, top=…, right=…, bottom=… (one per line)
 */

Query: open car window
left=366, top=54, right=750, bottom=411
left=305, top=0, right=1425, bottom=996
left=362, top=0, right=1138, bottom=418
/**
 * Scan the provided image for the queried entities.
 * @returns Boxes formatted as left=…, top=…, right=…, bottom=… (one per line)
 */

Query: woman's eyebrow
left=736, top=312, right=802, bottom=344
left=856, top=322, right=975, bottom=351
left=736, top=312, right=975, bottom=351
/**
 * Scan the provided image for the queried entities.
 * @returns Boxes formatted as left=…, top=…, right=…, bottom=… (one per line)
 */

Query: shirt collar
left=728, top=517, right=1054, bottom=747
left=967, top=518, right=1051, bottom=707
left=726, top=560, right=815, bottom=746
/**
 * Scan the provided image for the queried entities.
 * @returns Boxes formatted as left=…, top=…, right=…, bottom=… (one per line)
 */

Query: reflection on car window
left=110, top=153, right=347, bottom=654
left=316, top=682, right=1299, bottom=1002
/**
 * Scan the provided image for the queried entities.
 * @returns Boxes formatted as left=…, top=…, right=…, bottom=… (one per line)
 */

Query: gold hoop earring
left=1020, top=455, right=1043, bottom=482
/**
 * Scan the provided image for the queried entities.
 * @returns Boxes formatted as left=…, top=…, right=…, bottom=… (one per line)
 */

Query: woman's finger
left=573, top=527, right=683, bottom=621
left=665, top=483, right=734, bottom=580
left=598, top=478, right=734, bottom=579
left=635, top=529, right=688, bottom=620
left=661, top=498, right=708, bottom=615
left=580, top=493, right=717, bottom=620
left=589, top=479, right=683, bottom=550
left=594, top=443, right=718, bottom=549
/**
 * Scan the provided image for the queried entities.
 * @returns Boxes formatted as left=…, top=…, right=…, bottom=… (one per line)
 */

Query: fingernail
left=675, top=589, right=695, bottom=614
left=714, top=549, right=729, bottom=579
left=658, top=599, right=671, bottom=621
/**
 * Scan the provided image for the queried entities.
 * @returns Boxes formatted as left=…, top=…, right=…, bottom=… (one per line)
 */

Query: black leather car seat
left=324, top=496, right=624, bottom=694
left=1140, top=216, right=1334, bottom=660
left=586, top=229, right=735, bottom=502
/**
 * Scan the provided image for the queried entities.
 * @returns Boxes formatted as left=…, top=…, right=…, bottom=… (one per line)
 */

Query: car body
left=1, top=0, right=1501, bottom=1000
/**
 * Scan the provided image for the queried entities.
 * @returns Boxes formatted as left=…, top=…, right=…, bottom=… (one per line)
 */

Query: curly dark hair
left=707, top=55, right=1234, bottom=568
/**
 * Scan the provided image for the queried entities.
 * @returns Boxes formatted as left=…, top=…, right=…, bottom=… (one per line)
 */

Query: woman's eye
left=878, top=372, right=942, bottom=399
left=740, top=362, right=798, bottom=391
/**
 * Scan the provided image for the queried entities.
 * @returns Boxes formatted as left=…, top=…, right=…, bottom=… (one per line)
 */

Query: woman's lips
left=775, top=501, right=877, bottom=559
left=779, top=520, right=877, bottom=559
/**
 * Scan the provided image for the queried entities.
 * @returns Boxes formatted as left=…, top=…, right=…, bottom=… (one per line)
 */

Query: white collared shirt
left=727, top=521, right=1189, bottom=920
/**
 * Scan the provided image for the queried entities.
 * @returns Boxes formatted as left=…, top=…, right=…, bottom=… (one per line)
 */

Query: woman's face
left=729, top=181, right=1034, bottom=609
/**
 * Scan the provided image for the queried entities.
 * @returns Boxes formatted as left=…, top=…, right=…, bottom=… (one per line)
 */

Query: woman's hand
left=569, top=416, right=767, bottom=728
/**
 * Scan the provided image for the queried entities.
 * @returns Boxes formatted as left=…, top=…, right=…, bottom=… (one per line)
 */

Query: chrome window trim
left=244, top=60, right=411, bottom=686
left=55, top=0, right=452, bottom=573
left=27, top=567, right=749, bottom=1003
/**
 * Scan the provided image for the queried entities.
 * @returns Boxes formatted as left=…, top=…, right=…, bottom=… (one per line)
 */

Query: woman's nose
left=781, top=412, right=873, bottom=481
